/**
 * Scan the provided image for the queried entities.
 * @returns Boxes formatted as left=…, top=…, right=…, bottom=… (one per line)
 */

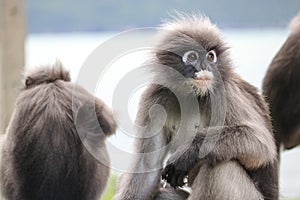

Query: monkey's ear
left=25, top=77, right=33, bottom=87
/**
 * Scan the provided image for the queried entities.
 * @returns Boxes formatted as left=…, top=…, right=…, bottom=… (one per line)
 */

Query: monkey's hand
left=162, top=142, right=200, bottom=188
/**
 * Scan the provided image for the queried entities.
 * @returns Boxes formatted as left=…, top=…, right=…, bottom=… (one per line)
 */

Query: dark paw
left=162, top=162, right=188, bottom=188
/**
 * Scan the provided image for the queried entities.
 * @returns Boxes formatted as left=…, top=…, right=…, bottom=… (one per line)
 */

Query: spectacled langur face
left=156, top=42, right=224, bottom=96
left=181, top=48, right=217, bottom=95
left=154, top=15, right=230, bottom=96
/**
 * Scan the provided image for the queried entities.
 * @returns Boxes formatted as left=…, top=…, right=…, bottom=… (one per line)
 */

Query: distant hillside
left=28, top=0, right=300, bottom=33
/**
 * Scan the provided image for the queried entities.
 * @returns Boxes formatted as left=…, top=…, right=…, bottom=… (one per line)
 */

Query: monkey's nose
left=195, top=62, right=211, bottom=72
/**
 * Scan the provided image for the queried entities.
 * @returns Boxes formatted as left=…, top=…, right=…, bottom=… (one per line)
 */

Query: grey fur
left=25, top=61, right=71, bottom=86
left=114, top=14, right=278, bottom=200
left=0, top=62, right=116, bottom=200
left=190, top=161, right=263, bottom=200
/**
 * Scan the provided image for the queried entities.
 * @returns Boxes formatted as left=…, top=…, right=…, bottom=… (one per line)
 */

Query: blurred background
left=27, top=0, right=299, bottom=32
left=0, top=0, right=300, bottom=199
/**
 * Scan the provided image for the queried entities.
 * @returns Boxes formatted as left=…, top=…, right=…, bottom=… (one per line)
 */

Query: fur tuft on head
left=154, top=12, right=227, bottom=55
left=152, top=12, right=231, bottom=97
left=289, top=12, right=300, bottom=33
left=25, top=60, right=71, bottom=87
left=161, top=12, right=220, bottom=34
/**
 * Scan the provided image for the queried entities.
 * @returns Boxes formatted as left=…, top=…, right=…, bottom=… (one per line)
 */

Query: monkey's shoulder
left=231, top=76, right=270, bottom=114
left=239, top=79, right=259, bottom=97
left=230, top=74, right=260, bottom=97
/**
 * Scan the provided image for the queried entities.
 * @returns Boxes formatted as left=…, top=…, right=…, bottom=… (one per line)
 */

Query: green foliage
left=101, top=172, right=118, bottom=200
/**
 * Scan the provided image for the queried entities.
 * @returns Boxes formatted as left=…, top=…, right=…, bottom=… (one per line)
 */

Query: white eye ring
left=182, top=50, right=199, bottom=66
left=206, top=50, right=217, bottom=63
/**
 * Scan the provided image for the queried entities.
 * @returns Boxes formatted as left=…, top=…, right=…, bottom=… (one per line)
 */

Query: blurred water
left=25, top=29, right=300, bottom=198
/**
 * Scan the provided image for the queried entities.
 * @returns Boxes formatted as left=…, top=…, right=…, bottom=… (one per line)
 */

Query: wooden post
left=0, top=0, right=26, bottom=134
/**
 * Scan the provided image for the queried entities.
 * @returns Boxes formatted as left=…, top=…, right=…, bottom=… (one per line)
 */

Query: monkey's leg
left=163, top=125, right=276, bottom=187
left=188, top=161, right=263, bottom=200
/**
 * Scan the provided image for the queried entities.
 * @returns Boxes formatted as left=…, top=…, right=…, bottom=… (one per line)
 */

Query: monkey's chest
left=166, top=113, right=207, bottom=150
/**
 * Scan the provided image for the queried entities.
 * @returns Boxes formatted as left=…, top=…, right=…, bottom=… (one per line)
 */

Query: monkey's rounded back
left=0, top=80, right=110, bottom=200
left=263, top=17, right=300, bottom=150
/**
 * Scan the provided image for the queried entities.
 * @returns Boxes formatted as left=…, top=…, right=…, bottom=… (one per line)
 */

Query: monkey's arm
left=114, top=86, right=180, bottom=200
left=162, top=124, right=276, bottom=187
left=114, top=129, right=169, bottom=200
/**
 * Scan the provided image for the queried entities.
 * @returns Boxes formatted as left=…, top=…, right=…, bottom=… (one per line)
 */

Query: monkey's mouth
left=194, top=70, right=214, bottom=83
left=190, top=70, right=214, bottom=95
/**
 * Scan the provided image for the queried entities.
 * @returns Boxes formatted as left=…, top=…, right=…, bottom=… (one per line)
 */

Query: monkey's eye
left=182, top=51, right=199, bottom=66
left=206, top=50, right=217, bottom=63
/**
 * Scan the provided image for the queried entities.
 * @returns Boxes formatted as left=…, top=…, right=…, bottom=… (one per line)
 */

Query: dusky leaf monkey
left=0, top=62, right=116, bottom=200
left=115, top=14, right=278, bottom=200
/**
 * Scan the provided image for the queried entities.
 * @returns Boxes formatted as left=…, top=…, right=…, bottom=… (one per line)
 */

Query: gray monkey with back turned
left=0, top=62, right=116, bottom=200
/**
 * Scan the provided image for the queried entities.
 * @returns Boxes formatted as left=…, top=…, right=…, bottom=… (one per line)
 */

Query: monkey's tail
left=25, top=60, right=71, bottom=87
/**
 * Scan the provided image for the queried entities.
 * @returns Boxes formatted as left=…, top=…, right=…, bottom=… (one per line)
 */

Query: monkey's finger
left=166, top=168, right=175, bottom=184
left=162, top=164, right=174, bottom=180
left=176, top=173, right=187, bottom=187
left=170, top=171, right=181, bottom=188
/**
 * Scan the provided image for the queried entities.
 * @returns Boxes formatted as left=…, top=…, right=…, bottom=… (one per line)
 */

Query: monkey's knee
left=189, top=161, right=263, bottom=200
